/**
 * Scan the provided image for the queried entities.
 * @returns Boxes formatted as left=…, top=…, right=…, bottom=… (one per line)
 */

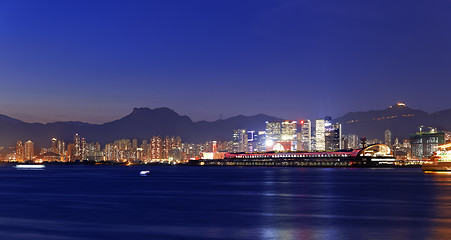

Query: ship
left=422, top=143, right=451, bottom=171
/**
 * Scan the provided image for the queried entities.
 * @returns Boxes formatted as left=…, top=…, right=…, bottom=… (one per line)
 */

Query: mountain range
left=334, top=104, right=451, bottom=140
left=1, top=104, right=451, bottom=147
left=0, top=107, right=282, bottom=147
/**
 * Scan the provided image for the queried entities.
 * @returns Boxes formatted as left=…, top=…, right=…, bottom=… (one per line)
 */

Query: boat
left=15, top=164, right=46, bottom=170
left=140, top=170, right=150, bottom=176
left=422, top=143, right=451, bottom=171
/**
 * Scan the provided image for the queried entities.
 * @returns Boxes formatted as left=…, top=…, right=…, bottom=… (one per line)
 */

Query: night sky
left=1, top=0, right=450, bottom=123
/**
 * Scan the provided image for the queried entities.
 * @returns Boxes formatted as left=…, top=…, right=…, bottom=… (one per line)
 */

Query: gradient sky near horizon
left=1, top=0, right=450, bottom=123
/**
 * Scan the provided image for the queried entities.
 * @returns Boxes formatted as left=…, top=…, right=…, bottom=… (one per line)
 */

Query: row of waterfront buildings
left=12, top=135, right=189, bottom=163
left=232, top=117, right=353, bottom=154
left=6, top=118, right=451, bottom=164
left=232, top=121, right=451, bottom=162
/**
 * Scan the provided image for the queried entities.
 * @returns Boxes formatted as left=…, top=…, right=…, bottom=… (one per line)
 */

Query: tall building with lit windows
left=132, top=139, right=138, bottom=149
left=315, top=119, right=326, bottom=151
left=265, top=121, right=281, bottom=141
left=316, top=116, right=338, bottom=151
left=57, top=140, right=65, bottom=155
left=81, top=138, right=87, bottom=160
left=74, top=133, right=81, bottom=158
left=233, top=129, right=248, bottom=153
left=151, top=136, right=163, bottom=161
left=16, top=141, right=24, bottom=161
left=24, top=140, right=34, bottom=161
left=265, top=120, right=298, bottom=151
left=385, top=129, right=392, bottom=147
left=281, top=121, right=297, bottom=141
left=410, top=128, right=444, bottom=159
left=325, top=123, right=342, bottom=150
left=163, top=136, right=171, bottom=159
left=347, top=134, right=359, bottom=149
left=299, top=120, right=311, bottom=151
left=51, top=138, right=57, bottom=153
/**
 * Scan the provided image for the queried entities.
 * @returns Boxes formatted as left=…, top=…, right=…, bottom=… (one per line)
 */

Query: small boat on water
left=15, top=164, right=46, bottom=170
left=140, top=170, right=150, bottom=176
left=423, top=143, right=451, bottom=171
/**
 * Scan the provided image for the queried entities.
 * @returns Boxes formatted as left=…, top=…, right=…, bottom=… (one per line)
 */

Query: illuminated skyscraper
left=315, top=119, right=326, bottom=151
left=316, top=116, right=336, bottom=151
left=385, top=129, right=392, bottom=147
left=132, top=139, right=138, bottom=149
left=347, top=134, right=359, bottom=149
left=281, top=121, right=297, bottom=141
left=81, top=138, right=87, bottom=160
left=74, top=133, right=81, bottom=158
left=168, top=136, right=182, bottom=162
left=256, top=131, right=267, bottom=152
left=24, top=140, right=34, bottom=161
left=212, top=141, right=218, bottom=153
left=247, top=131, right=256, bottom=152
left=151, top=136, right=163, bottom=161
left=163, top=136, right=171, bottom=159
left=141, top=140, right=150, bottom=162
left=325, top=123, right=342, bottom=150
left=410, top=130, right=444, bottom=159
left=265, top=120, right=298, bottom=151
left=265, top=121, right=282, bottom=141
left=16, top=140, right=24, bottom=161
left=57, top=140, right=66, bottom=155
left=299, top=120, right=311, bottom=151
left=51, top=138, right=57, bottom=153
left=233, top=129, right=248, bottom=153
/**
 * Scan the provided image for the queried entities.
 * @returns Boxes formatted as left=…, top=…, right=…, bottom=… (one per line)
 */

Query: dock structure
left=191, top=144, right=401, bottom=167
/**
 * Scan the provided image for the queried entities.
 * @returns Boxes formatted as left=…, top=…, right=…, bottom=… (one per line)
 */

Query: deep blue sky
left=1, top=0, right=450, bottom=123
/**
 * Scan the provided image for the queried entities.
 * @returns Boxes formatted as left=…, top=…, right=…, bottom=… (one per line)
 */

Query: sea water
left=0, top=165, right=450, bottom=240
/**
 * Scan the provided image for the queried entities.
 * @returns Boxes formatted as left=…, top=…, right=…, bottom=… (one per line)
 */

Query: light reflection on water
left=429, top=172, right=451, bottom=239
left=0, top=165, right=450, bottom=239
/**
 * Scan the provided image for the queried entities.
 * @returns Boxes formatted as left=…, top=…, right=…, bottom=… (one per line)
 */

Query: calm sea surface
left=0, top=165, right=450, bottom=240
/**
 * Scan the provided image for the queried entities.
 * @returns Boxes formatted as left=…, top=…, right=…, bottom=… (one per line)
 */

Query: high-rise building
left=265, top=121, right=282, bottom=141
left=299, top=120, right=311, bottom=151
left=16, top=141, right=23, bottom=161
left=161, top=136, right=182, bottom=161
left=162, top=136, right=170, bottom=159
left=265, top=120, right=298, bottom=151
left=74, top=133, right=81, bottom=158
left=256, top=131, right=266, bottom=152
left=233, top=129, right=248, bottom=153
left=247, top=131, right=256, bottom=153
left=51, top=138, right=57, bottom=153
left=66, top=143, right=74, bottom=161
left=385, top=129, right=392, bottom=147
left=212, top=141, right=218, bottom=153
left=325, top=123, right=342, bottom=150
left=347, top=134, right=359, bottom=149
left=315, top=118, right=326, bottom=151
left=57, top=140, right=65, bottom=155
left=247, top=131, right=267, bottom=153
left=281, top=121, right=297, bottom=141
left=81, top=138, right=87, bottom=160
left=316, top=117, right=341, bottom=151
left=132, top=139, right=138, bottom=149
left=24, top=140, right=34, bottom=161
left=151, top=136, right=163, bottom=161
left=410, top=128, right=444, bottom=159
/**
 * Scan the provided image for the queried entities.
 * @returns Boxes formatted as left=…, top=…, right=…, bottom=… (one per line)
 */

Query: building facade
left=410, top=130, right=445, bottom=159
left=233, top=129, right=248, bottom=153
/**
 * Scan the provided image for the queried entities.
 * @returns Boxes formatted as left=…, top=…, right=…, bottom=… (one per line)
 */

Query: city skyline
left=1, top=1, right=450, bottom=239
left=1, top=0, right=451, bottom=123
